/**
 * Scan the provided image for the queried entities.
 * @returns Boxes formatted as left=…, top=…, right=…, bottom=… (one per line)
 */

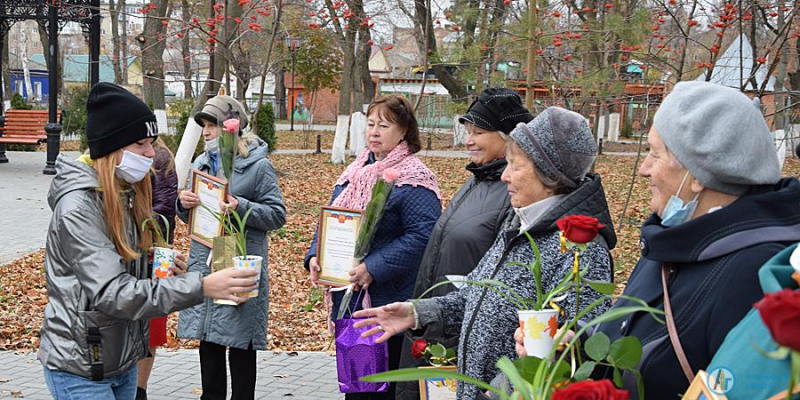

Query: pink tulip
left=383, top=168, right=400, bottom=182
left=223, top=118, right=240, bottom=133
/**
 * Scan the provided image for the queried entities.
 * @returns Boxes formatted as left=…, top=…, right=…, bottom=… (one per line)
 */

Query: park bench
left=0, top=109, right=62, bottom=163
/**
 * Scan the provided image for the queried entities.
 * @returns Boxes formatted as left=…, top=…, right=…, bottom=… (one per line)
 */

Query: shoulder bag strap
left=661, top=264, right=695, bottom=383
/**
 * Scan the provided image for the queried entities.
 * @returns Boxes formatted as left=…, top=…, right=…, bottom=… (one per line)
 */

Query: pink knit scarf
left=323, top=142, right=441, bottom=335
left=332, top=142, right=442, bottom=210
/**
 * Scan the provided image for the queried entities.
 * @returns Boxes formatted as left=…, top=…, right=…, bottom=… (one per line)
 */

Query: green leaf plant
left=363, top=300, right=663, bottom=400
left=201, top=203, right=254, bottom=259
left=365, top=232, right=665, bottom=400
left=141, top=213, right=171, bottom=248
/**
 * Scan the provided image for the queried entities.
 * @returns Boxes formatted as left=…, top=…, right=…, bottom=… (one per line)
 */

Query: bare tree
left=138, top=0, right=171, bottom=108
left=121, top=0, right=129, bottom=84
left=412, top=0, right=469, bottom=101
left=180, top=0, right=192, bottom=98
left=109, top=0, right=123, bottom=84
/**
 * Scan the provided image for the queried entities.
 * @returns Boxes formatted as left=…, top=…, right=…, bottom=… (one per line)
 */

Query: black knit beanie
left=86, top=82, right=158, bottom=159
left=458, top=88, right=534, bottom=134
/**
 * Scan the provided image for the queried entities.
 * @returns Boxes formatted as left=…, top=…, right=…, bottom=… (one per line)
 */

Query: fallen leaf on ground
left=1, top=153, right=797, bottom=352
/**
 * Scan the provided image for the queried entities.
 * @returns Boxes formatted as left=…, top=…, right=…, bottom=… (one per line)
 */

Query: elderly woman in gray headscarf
left=353, top=107, right=617, bottom=400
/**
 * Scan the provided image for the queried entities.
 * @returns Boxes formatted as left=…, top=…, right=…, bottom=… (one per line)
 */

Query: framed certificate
left=188, top=169, right=228, bottom=247
left=317, top=206, right=363, bottom=286
left=419, top=366, right=457, bottom=400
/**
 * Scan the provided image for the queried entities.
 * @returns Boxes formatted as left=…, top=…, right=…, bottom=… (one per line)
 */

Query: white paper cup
left=152, top=247, right=176, bottom=280
left=518, top=309, right=559, bottom=359
left=233, top=256, right=262, bottom=298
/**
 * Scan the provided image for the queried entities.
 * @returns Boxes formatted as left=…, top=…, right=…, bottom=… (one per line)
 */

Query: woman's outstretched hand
left=203, top=268, right=259, bottom=304
left=352, top=302, right=416, bottom=343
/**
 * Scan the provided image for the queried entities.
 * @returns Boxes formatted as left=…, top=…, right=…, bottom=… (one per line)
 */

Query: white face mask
left=115, top=150, right=153, bottom=184
left=660, top=171, right=701, bottom=227
left=205, top=137, right=219, bottom=152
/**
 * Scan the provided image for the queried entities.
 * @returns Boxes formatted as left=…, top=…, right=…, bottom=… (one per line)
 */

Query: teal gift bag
left=707, top=244, right=799, bottom=400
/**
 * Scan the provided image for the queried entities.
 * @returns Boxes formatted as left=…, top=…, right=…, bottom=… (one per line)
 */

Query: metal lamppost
left=43, top=0, right=62, bottom=175
left=284, top=37, right=301, bottom=131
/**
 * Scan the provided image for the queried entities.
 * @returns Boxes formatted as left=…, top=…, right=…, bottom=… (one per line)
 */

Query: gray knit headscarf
left=510, top=107, right=597, bottom=189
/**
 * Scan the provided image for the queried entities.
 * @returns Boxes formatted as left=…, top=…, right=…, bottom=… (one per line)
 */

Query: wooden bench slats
left=0, top=109, right=62, bottom=146
left=8, top=110, right=62, bottom=115
left=3, top=124, right=53, bottom=129
left=0, top=138, right=40, bottom=144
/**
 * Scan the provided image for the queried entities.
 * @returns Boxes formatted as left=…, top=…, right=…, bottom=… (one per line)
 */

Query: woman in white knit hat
left=517, top=81, right=800, bottom=400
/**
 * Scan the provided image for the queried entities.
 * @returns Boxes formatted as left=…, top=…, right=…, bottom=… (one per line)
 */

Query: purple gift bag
left=334, top=291, right=389, bottom=393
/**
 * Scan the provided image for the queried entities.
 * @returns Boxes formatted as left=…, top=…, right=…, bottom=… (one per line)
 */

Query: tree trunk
left=2, top=33, right=9, bottom=101
left=223, top=0, right=246, bottom=99
left=338, top=29, right=355, bottom=115
left=352, top=29, right=367, bottom=111
left=120, top=0, right=128, bottom=84
left=37, top=21, right=62, bottom=96
left=460, top=0, right=481, bottom=51
left=139, top=0, right=170, bottom=109
left=360, top=48, right=375, bottom=104
left=413, top=0, right=469, bottom=102
left=236, top=74, right=248, bottom=105
left=38, top=21, right=50, bottom=75
left=774, top=6, right=788, bottom=130
left=181, top=0, right=192, bottom=98
left=275, top=68, right=286, bottom=119
left=231, top=44, right=251, bottom=103
left=109, top=0, right=123, bottom=85
left=191, top=50, right=227, bottom=114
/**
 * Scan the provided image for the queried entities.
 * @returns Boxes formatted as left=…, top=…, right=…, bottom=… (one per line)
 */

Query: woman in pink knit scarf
left=305, top=94, right=442, bottom=400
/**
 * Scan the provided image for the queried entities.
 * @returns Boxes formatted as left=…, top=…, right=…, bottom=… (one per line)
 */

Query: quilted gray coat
left=177, top=138, right=286, bottom=350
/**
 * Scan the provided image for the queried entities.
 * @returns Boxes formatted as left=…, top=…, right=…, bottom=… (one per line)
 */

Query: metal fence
left=404, top=94, right=455, bottom=130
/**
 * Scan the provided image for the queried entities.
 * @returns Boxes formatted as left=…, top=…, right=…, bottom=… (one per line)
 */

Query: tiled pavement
left=0, top=151, right=347, bottom=399
left=0, top=350, right=343, bottom=399
left=0, top=151, right=80, bottom=265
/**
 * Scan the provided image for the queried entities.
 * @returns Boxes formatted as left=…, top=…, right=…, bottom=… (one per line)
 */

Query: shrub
left=11, top=92, right=32, bottom=110
left=61, top=85, right=90, bottom=151
left=6, top=143, right=37, bottom=151
left=254, top=102, right=277, bottom=153
left=621, top=117, right=633, bottom=137
left=167, top=99, right=202, bottom=159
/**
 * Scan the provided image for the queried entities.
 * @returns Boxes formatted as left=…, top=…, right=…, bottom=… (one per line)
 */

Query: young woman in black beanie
left=38, top=82, right=258, bottom=400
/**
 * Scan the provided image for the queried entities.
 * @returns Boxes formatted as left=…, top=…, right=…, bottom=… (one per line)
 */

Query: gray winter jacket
left=177, top=138, right=286, bottom=350
left=39, top=155, right=205, bottom=380
left=414, top=173, right=616, bottom=400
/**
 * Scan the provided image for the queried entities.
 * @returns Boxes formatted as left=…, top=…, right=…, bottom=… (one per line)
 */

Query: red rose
left=412, top=339, right=428, bottom=360
left=557, top=215, right=605, bottom=244
left=755, top=288, right=800, bottom=351
left=552, top=379, right=629, bottom=400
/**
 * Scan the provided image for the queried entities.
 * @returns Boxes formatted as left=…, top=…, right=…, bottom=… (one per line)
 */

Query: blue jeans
left=43, top=365, right=138, bottom=400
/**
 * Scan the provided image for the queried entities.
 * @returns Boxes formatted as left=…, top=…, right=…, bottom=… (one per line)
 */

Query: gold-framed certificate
left=188, top=169, right=228, bottom=247
left=317, top=206, right=363, bottom=286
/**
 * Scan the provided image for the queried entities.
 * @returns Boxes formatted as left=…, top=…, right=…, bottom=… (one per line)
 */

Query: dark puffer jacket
left=415, top=173, right=617, bottom=400
left=396, top=159, right=511, bottom=400
left=151, top=146, right=177, bottom=243
left=594, top=178, right=800, bottom=400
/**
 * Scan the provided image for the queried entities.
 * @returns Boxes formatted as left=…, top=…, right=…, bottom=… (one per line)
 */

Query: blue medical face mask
left=660, top=171, right=700, bottom=228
